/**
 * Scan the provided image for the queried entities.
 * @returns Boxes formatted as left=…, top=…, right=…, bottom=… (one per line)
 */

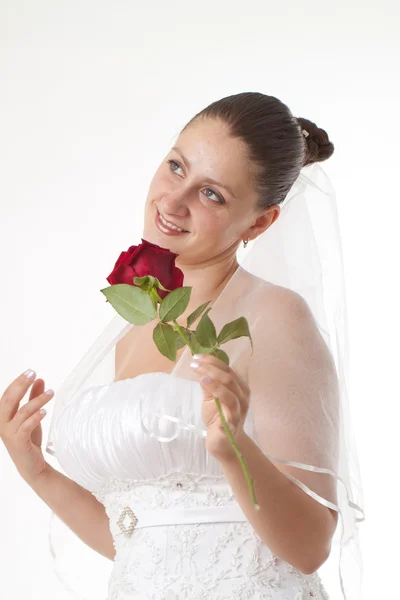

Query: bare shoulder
left=250, top=280, right=336, bottom=369
left=269, top=285, right=315, bottom=322
left=248, top=277, right=315, bottom=324
left=237, top=267, right=316, bottom=327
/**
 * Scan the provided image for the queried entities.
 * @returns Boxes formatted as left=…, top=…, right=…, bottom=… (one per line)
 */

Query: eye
left=166, top=159, right=226, bottom=205
left=202, top=188, right=225, bottom=205
left=167, top=159, right=183, bottom=176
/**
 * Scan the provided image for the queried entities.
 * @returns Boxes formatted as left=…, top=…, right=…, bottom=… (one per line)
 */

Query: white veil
left=45, top=162, right=365, bottom=600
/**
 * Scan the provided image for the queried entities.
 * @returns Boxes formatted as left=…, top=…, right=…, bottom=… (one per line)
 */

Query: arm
left=193, top=286, right=339, bottom=574
left=218, top=432, right=338, bottom=574
left=30, top=464, right=115, bottom=561
left=231, top=288, right=339, bottom=572
left=0, top=372, right=115, bottom=561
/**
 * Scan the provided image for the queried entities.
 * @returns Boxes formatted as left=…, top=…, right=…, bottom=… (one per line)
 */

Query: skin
left=139, top=114, right=279, bottom=458
left=0, top=374, right=53, bottom=484
left=0, top=117, right=337, bottom=572
left=140, top=114, right=282, bottom=462
left=142, top=117, right=338, bottom=573
left=0, top=117, right=278, bottom=485
left=142, top=117, right=280, bottom=307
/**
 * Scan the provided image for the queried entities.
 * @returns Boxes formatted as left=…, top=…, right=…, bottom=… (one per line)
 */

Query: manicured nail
left=44, top=389, right=54, bottom=396
left=23, top=369, right=35, bottom=379
left=190, top=361, right=200, bottom=369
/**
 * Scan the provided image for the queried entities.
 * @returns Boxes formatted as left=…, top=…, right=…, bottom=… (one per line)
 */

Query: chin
left=143, top=212, right=190, bottom=250
left=142, top=227, right=175, bottom=250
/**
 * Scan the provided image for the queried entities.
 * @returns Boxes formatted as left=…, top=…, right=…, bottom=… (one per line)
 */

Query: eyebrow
left=171, top=146, right=238, bottom=199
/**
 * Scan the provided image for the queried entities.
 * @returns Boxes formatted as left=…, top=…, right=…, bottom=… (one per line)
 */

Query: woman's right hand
left=0, top=370, right=54, bottom=485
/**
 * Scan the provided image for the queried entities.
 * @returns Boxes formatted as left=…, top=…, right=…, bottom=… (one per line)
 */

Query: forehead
left=175, top=119, right=256, bottom=193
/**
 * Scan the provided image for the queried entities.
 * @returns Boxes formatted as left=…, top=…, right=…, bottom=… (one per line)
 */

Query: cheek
left=147, top=169, right=175, bottom=198
left=200, top=213, right=233, bottom=241
left=207, top=216, right=247, bottom=248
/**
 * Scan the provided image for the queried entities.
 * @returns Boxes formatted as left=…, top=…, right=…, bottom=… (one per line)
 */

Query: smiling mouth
left=157, top=210, right=189, bottom=233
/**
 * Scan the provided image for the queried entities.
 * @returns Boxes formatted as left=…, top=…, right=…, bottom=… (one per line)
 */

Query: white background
left=1, top=1, right=399, bottom=598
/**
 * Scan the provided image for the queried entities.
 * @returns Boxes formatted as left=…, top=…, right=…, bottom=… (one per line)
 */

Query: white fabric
left=45, top=162, right=365, bottom=600
left=51, top=372, right=330, bottom=599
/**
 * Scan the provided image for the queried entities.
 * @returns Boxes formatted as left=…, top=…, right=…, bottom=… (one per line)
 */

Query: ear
left=246, top=205, right=280, bottom=242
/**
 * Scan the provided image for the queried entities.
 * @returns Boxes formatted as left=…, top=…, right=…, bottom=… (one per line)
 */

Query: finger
left=28, top=379, right=46, bottom=448
left=0, top=370, right=37, bottom=425
left=12, top=388, right=54, bottom=433
left=201, top=383, right=241, bottom=428
left=16, top=405, right=48, bottom=445
left=192, top=354, right=250, bottom=398
left=192, top=353, right=232, bottom=375
left=191, top=361, right=244, bottom=402
left=199, top=375, right=240, bottom=411
left=29, top=378, right=45, bottom=402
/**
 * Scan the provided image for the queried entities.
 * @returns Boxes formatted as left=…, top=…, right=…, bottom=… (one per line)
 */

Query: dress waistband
left=115, top=504, right=248, bottom=537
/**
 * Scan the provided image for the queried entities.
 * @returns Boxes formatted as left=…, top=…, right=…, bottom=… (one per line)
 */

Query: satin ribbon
left=114, top=504, right=248, bottom=536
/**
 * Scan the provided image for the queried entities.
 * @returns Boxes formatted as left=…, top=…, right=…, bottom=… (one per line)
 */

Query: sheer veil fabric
left=45, top=162, right=365, bottom=599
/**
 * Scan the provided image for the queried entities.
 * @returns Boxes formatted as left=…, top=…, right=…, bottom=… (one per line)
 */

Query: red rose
left=106, top=239, right=184, bottom=299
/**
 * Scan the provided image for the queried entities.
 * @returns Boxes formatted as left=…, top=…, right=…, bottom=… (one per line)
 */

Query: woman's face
left=142, top=118, right=276, bottom=266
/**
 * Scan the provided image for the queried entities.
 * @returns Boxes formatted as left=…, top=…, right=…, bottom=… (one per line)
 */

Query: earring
left=243, top=238, right=249, bottom=248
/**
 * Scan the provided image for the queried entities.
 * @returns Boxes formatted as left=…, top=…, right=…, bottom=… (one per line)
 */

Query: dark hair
left=182, top=92, right=334, bottom=209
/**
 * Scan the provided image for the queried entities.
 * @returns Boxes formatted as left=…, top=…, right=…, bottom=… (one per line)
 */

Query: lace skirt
left=106, top=520, right=329, bottom=600
left=92, top=475, right=330, bottom=600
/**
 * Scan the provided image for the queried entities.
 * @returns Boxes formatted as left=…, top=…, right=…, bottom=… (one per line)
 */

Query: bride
left=0, top=92, right=364, bottom=599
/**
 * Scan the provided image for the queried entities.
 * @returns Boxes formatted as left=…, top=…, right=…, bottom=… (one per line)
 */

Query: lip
left=155, top=210, right=189, bottom=236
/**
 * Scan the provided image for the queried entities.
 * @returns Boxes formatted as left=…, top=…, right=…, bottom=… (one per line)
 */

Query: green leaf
left=153, top=322, right=177, bottom=361
left=196, top=310, right=217, bottom=348
left=217, top=317, right=253, bottom=350
left=189, top=332, right=213, bottom=355
left=159, top=287, right=191, bottom=322
left=101, top=284, right=157, bottom=325
left=211, top=348, right=230, bottom=365
left=174, top=326, right=191, bottom=350
left=186, top=301, right=211, bottom=328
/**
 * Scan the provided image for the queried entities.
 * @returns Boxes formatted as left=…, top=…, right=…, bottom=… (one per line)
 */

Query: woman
left=0, top=92, right=364, bottom=599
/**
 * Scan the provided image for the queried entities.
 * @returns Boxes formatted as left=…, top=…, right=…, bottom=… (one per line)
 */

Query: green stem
left=152, top=289, right=164, bottom=304
left=214, top=396, right=259, bottom=509
left=172, top=319, right=194, bottom=353
left=173, top=320, right=259, bottom=509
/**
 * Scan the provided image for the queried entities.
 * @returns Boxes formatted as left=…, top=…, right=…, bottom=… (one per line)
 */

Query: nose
left=159, top=191, right=190, bottom=217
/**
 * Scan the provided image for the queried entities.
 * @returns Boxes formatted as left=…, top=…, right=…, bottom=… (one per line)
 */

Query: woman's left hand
left=190, top=354, right=250, bottom=461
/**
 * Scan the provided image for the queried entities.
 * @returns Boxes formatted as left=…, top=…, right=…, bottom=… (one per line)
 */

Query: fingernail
left=23, top=369, right=36, bottom=379
left=39, top=408, right=47, bottom=415
left=190, top=361, right=200, bottom=369
left=44, top=389, right=54, bottom=396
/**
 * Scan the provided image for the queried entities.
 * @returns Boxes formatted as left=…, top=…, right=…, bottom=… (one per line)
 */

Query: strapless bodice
left=50, top=372, right=329, bottom=599
left=51, top=371, right=256, bottom=493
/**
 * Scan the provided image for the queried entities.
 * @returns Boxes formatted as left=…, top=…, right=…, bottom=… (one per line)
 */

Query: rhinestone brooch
left=117, top=506, right=138, bottom=537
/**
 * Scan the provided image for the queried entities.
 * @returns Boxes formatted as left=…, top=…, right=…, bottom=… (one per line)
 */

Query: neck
left=177, top=254, right=240, bottom=311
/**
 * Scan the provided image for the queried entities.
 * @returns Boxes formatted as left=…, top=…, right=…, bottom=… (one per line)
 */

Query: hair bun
left=297, top=117, right=334, bottom=167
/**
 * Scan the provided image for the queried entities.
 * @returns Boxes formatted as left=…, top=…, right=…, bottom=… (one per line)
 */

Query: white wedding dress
left=51, top=371, right=330, bottom=600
